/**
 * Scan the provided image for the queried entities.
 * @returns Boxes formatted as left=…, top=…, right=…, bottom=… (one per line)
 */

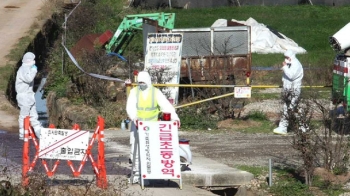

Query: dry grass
left=0, top=92, right=17, bottom=114
left=38, top=0, right=65, bottom=21
left=0, top=172, right=131, bottom=196
left=0, top=105, right=18, bottom=115
left=217, top=118, right=262, bottom=129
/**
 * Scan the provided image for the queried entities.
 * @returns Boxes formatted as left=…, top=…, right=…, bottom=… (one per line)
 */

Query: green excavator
left=70, top=12, right=175, bottom=59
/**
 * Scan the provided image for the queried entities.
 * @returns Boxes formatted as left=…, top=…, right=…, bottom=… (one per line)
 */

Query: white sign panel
left=39, top=128, right=89, bottom=160
left=234, top=86, right=251, bottom=98
left=138, top=121, right=182, bottom=180
left=144, top=33, right=183, bottom=106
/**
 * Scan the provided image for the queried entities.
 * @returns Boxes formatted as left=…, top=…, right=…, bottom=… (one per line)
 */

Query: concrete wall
left=132, top=0, right=350, bottom=8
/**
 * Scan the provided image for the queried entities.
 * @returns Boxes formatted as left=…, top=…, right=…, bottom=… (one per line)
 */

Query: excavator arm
left=105, top=12, right=176, bottom=54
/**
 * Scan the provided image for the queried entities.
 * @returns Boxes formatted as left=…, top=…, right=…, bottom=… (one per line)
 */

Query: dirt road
left=0, top=0, right=46, bottom=132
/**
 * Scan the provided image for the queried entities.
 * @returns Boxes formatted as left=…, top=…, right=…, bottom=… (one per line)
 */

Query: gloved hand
left=125, top=79, right=131, bottom=84
left=31, top=65, right=37, bottom=70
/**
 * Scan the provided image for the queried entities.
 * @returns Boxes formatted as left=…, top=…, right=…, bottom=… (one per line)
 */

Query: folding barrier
left=22, top=116, right=107, bottom=189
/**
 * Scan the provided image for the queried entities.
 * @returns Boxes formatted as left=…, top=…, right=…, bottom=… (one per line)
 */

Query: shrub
left=178, top=105, right=219, bottom=130
left=246, top=110, right=268, bottom=121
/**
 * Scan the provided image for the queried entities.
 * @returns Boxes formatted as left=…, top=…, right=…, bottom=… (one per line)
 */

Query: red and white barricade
left=132, top=120, right=182, bottom=190
left=22, top=116, right=107, bottom=189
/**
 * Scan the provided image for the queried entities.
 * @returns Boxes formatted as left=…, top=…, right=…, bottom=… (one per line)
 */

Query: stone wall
left=46, top=92, right=98, bottom=129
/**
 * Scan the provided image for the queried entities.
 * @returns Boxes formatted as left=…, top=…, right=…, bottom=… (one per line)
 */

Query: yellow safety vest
left=136, top=86, right=159, bottom=121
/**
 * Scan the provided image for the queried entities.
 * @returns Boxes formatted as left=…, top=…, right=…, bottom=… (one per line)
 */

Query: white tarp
left=212, top=18, right=307, bottom=54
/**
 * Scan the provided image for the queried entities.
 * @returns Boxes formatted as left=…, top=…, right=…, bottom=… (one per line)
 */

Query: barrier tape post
left=97, top=116, right=107, bottom=189
left=22, top=116, right=30, bottom=187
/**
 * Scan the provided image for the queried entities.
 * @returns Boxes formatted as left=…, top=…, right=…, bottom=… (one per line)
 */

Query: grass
left=0, top=65, right=15, bottom=92
left=5, top=36, right=33, bottom=63
left=79, top=4, right=350, bottom=70
left=236, top=165, right=268, bottom=177
left=171, top=5, right=350, bottom=68
left=270, top=167, right=349, bottom=196
left=251, top=92, right=280, bottom=100
left=182, top=109, right=274, bottom=134
left=236, top=165, right=349, bottom=196
left=250, top=89, right=281, bottom=100
left=236, top=120, right=274, bottom=134
left=167, top=5, right=350, bottom=98
left=0, top=104, right=17, bottom=115
left=237, top=110, right=274, bottom=133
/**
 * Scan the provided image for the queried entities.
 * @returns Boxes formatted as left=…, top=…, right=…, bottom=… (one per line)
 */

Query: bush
left=270, top=179, right=313, bottom=196
left=246, top=110, right=268, bottom=121
left=178, top=105, right=219, bottom=130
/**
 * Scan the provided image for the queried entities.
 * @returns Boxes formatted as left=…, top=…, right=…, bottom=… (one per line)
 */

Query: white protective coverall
left=274, top=50, right=304, bottom=134
left=16, top=52, right=42, bottom=139
left=126, top=71, right=180, bottom=173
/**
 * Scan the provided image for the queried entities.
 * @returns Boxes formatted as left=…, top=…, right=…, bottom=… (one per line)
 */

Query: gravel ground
left=111, top=129, right=303, bottom=169
left=0, top=95, right=337, bottom=196
left=2, top=92, right=332, bottom=170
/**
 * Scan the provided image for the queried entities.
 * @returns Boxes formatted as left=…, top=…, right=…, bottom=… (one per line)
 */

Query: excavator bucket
left=70, top=30, right=113, bottom=57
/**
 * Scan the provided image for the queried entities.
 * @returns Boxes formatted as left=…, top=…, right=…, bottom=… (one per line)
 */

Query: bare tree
left=283, top=89, right=350, bottom=186
left=146, top=66, right=176, bottom=100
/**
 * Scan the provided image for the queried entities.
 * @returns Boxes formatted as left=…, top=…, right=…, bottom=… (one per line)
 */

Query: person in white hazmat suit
left=16, top=52, right=42, bottom=140
left=273, top=50, right=304, bottom=135
left=126, top=71, right=181, bottom=183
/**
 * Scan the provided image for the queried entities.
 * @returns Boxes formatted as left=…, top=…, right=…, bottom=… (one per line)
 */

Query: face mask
left=284, top=59, right=291, bottom=64
left=139, top=83, right=148, bottom=91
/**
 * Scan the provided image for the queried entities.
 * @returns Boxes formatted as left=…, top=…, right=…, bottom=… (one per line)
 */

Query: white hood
left=281, top=49, right=303, bottom=86
left=22, top=52, right=35, bottom=64
left=137, top=71, right=152, bottom=86
left=284, top=50, right=296, bottom=59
